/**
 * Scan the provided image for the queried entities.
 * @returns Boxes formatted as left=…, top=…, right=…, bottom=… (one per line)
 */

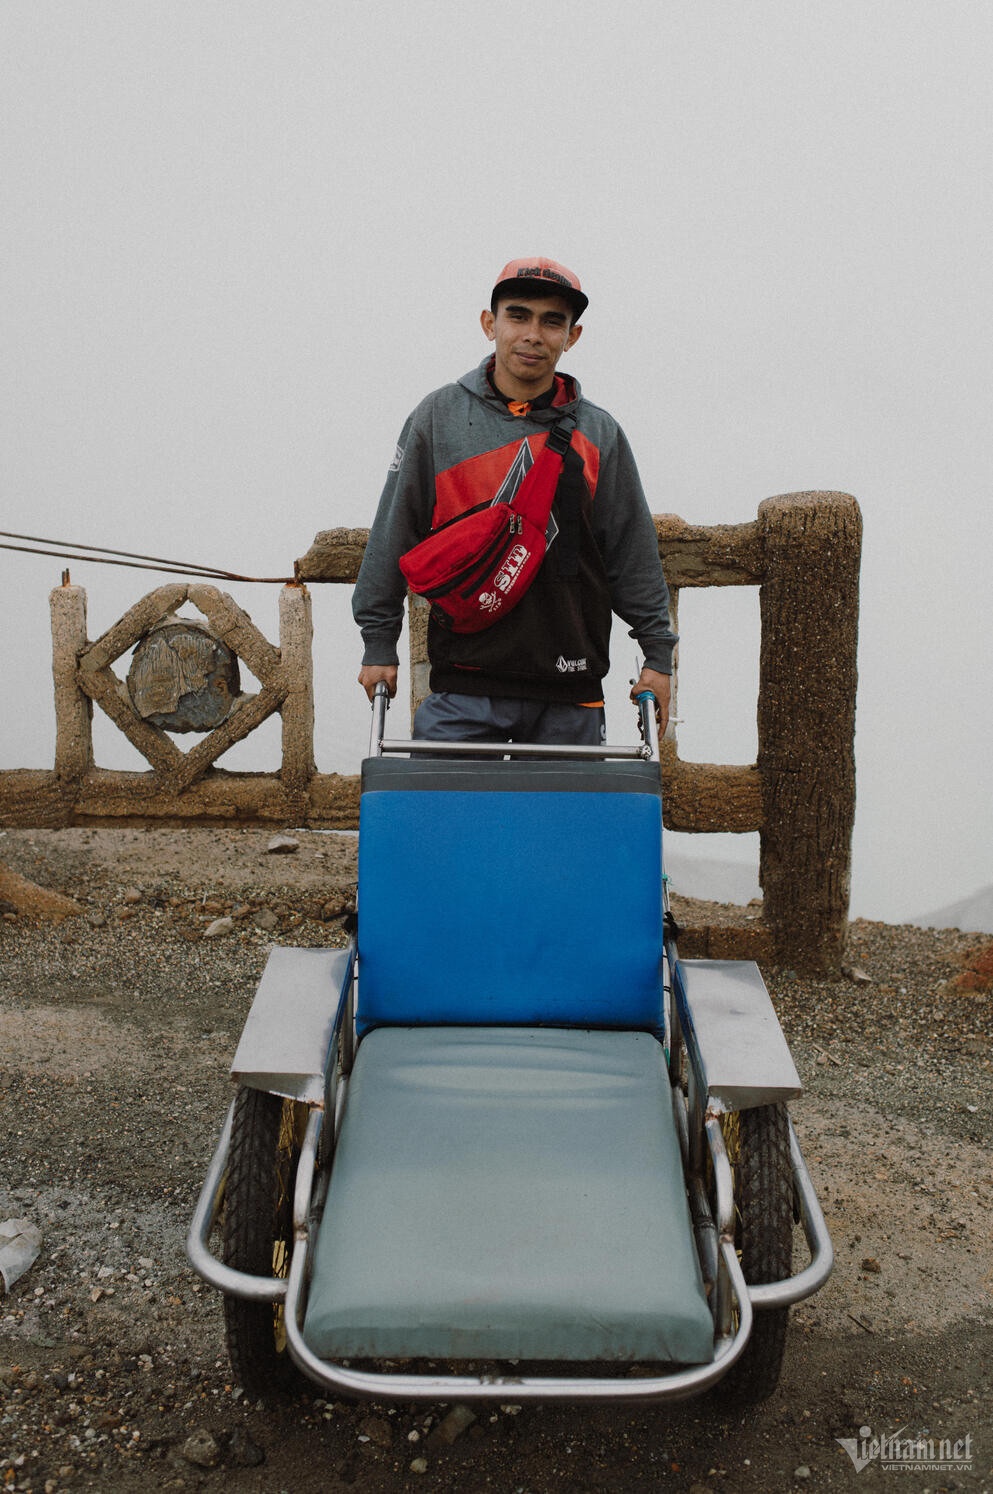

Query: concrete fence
left=0, top=492, right=861, bottom=971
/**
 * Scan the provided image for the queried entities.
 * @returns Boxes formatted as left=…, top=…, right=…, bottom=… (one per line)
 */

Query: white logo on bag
left=478, top=591, right=503, bottom=613
left=494, top=544, right=530, bottom=593
left=556, top=655, right=588, bottom=673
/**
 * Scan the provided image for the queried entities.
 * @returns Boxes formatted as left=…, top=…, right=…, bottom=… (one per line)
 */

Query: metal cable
left=0, top=530, right=295, bottom=584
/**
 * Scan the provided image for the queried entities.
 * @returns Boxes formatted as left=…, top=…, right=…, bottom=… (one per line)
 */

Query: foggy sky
left=2, top=2, right=991, bottom=924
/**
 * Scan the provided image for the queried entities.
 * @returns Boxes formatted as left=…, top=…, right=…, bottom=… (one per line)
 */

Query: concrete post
left=279, top=583, right=315, bottom=789
left=757, top=492, right=861, bottom=971
left=50, top=583, right=93, bottom=781
left=408, top=593, right=431, bottom=731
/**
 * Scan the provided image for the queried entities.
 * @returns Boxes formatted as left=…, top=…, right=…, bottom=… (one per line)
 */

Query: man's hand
left=358, top=664, right=398, bottom=702
left=629, top=668, right=671, bottom=737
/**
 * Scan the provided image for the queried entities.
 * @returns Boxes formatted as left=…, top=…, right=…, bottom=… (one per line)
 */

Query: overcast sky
left=2, top=1, right=991, bottom=925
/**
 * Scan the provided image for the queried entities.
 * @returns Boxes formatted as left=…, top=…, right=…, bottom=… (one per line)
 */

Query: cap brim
left=492, top=277, right=588, bottom=319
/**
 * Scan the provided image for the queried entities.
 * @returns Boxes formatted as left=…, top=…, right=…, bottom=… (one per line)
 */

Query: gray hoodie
left=353, top=358, right=676, bottom=703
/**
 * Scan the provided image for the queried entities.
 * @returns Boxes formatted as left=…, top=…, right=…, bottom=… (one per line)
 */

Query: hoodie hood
left=459, top=357, right=582, bottom=422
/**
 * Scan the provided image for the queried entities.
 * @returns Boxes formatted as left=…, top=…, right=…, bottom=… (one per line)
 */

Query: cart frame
left=188, top=689, right=832, bottom=1403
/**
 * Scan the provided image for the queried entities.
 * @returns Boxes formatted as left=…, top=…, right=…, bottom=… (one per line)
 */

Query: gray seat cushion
left=303, top=1027, right=714, bottom=1364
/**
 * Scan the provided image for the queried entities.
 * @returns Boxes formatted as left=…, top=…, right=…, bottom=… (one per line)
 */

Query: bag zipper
left=420, top=519, right=518, bottom=600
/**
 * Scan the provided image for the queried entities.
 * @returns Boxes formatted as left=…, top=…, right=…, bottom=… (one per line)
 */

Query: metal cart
left=188, top=686, right=832, bottom=1406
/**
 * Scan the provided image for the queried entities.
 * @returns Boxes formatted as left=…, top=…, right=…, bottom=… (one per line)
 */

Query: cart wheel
left=716, top=1102, right=794, bottom=1404
left=221, top=1086, right=302, bottom=1398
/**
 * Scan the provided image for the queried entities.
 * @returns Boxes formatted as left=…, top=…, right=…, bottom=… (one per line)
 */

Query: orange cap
left=491, top=257, right=588, bottom=318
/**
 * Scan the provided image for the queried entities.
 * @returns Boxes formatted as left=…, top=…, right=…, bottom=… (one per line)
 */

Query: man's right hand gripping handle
left=358, top=665, right=398, bottom=702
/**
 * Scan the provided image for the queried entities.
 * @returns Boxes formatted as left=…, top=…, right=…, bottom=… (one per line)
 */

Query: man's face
left=480, top=293, right=583, bottom=401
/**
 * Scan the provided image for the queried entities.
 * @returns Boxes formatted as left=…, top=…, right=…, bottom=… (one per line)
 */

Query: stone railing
left=0, top=492, right=861, bottom=971
left=0, top=580, right=359, bottom=832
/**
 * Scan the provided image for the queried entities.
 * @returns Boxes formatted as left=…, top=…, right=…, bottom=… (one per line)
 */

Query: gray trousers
left=413, top=692, right=606, bottom=746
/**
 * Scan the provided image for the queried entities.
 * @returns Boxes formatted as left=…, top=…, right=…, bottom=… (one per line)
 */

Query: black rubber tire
left=716, top=1102, right=794, bottom=1405
left=221, top=1086, right=301, bottom=1399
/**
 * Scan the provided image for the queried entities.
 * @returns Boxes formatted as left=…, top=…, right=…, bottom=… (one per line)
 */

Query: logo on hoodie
left=492, top=440, right=559, bottom=546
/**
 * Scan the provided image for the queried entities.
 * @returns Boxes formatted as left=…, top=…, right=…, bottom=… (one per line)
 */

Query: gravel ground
left=0, top=826, right=991, bottom=1494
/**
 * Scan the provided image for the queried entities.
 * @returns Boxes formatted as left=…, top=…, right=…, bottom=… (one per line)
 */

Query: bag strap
left=542, top=411, right=577, bottom=459
left=509, top=412, right=577, bottom=527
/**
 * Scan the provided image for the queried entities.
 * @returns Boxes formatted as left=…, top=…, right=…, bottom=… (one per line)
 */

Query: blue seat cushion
left=356, top=788, right=665, bottom=1034
left=303, top=1027, right=714, bottom=1365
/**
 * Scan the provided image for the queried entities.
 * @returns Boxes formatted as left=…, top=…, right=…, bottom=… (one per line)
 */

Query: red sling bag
left=398, top=413, right=577, bottom=634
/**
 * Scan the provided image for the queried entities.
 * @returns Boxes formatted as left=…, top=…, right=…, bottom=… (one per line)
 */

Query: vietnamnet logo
left=836, top=1425, right=973, bottom=1474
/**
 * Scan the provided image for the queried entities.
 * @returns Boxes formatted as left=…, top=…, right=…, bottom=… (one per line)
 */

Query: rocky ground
left=0, top=825, right=991, bottom=1494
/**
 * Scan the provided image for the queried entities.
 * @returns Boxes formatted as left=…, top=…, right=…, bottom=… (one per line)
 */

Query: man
left=353, top=257, right=676, bottom=744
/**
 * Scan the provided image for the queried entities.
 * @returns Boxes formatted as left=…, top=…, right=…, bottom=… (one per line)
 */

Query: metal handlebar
left=369, top=680, right=390, bottom=758
left=634, top=689, right=660, bottom=762
left=367, top=681, right=659, bottom=762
